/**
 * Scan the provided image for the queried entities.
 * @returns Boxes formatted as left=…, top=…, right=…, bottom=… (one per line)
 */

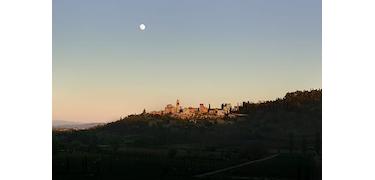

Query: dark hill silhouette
left=53, top=89, right=321, bottom=147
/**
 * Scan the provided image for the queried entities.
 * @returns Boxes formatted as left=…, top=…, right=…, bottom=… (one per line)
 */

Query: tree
left=52, top=134, right=60, bottom=155
left=239, top=142, right=267, bottom=160
left=88, top=135, right=99, bottom=152
left=223, top=147, right=233, bottom=159
left=109, top=134, right=123, bottom=151
left=66, top=157, right=70, bottom=173
left=206, top=146, right=217, bottom=152
left=70, top=140, right=82, bottom=151
left=315, top=132, right=321, bottom=154
left=168, top=148, right=177, bottom=158
left=108, top=156, right=112, bottom=173
left=186, top=149, right=192, bottom=157
left=305, top=164, right=311, bottom=180
left=302, top=135, right=307, bottom=154
left=297, top=161, right=301, bottom=180
left=289, top=132, right=294, bottom=153
left=276, top=138, right=281, bottom=154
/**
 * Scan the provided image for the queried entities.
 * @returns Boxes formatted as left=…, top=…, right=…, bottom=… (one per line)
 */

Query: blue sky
left=53, top=0, right=322, bottom=122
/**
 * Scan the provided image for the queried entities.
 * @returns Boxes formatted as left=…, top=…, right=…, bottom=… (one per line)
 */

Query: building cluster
left=150, top=100, right=237, bottom=119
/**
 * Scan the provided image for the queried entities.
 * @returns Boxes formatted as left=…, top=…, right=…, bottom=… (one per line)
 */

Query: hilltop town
left=149, top=100, right=239, bottom=119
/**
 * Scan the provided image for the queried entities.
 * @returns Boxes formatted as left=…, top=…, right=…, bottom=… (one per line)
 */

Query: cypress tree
left=302, top=135, right=307, bottom=154
left=315, top=132, right=321, bottom=154
left=297, top=161, right=301, bottom=180
left=289, top=132, right=294, bottom=153
left=66, top=157, right=70, bottom=174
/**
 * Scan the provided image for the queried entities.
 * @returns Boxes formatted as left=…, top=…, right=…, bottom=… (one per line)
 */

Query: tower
left=176, top=99, right=180, bottom=113
left=142, top=108, right=146, bottom=115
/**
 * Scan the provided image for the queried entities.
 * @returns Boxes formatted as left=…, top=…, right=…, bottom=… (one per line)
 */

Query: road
left=194, top=154, right=279, bottom=178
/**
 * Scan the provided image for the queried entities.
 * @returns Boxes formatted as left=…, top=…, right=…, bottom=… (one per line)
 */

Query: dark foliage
left=52, top=89, right=322, bottom=157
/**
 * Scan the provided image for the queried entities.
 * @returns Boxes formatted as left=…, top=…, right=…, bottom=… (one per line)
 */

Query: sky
left=53, top=0, right=322, bottom=123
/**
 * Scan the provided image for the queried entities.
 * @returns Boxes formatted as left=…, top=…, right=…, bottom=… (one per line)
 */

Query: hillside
left=53, top=89, right=322, bottom=147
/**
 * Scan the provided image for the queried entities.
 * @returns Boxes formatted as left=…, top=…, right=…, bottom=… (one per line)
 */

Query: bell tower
left=176, top=99, right=180, bottom=113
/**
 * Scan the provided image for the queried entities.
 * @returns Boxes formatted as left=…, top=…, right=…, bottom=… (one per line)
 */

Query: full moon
left=140, top=24, right=146, bottom=30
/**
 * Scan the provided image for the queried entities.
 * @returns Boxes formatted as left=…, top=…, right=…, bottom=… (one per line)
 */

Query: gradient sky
left=53, top=0, right=322, bottom=123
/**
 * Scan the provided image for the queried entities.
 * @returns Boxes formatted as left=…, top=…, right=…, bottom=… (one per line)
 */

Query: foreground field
left=213, top=154, right=319, bottom=180
left=53, top=151, right=229, bottom=180
left=53, top=151, right=320, bottom=180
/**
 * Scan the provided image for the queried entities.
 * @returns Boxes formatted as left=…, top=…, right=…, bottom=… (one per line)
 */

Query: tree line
left=239, top=89, right=322, bottom=114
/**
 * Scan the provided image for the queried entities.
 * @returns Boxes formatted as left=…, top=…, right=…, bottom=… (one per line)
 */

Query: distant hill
left=52, top=120, right=82, bottom=126
left=54, top=123, right=105, bottom=129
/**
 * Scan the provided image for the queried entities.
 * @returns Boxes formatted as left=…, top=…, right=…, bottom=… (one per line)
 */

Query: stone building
left=199, top=103, right=208, bottom=113
left=208, top=109, right=216, bottom=115
left=150, top=111, right=163, bottom=115
left=165, top=104, right=176, bottom=114
left=188, top=107, right=198, bottom=114
left=232, top=106, right=239, bottom=112
left=182, top=108, right=190, bottom=114
left=222, top=103, right=232, bottom=114
left=216, top=109, right=225, bottom=116
left=164, top=99, right=181, bottom=114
